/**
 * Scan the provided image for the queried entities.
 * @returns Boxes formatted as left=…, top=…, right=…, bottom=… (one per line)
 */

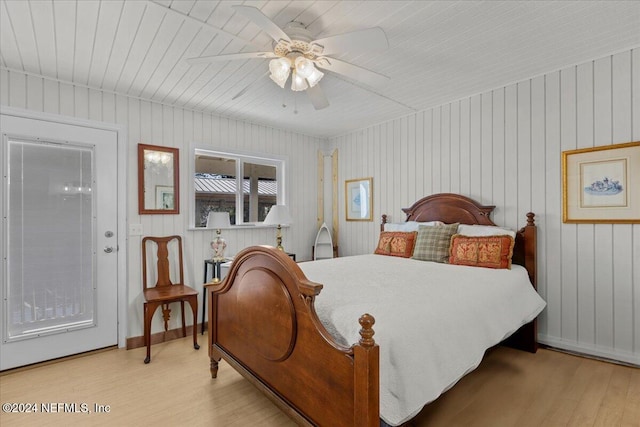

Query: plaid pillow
left=412, top=223, right=459, bottom=263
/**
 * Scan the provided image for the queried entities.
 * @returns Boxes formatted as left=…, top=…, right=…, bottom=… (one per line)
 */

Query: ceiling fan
left=186, top=5, right=390, bottom=110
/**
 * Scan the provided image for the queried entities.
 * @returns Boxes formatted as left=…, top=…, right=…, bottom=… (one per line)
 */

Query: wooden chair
left=141, top=235, right=199, bottom=363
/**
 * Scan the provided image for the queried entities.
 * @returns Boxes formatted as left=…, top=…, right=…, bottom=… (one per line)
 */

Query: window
left=192, top=148, right=286, bottom=228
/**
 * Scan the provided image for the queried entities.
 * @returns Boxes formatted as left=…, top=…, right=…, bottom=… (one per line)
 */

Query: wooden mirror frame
left=138, top=143, right=180, bottom=215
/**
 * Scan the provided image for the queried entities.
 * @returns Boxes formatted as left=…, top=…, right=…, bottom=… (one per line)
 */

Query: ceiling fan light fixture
left=270, top=73, right=288, bottom=88
left=294, top=56, right=315, bottom=79
left=306, top=68, right=324, bottom=88
left=269, top=58, right=291, bottom=88
left=291, top=69, right=308, bottom=91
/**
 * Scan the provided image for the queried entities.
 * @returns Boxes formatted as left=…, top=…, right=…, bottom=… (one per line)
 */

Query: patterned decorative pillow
left=374, top=231, right=418, bottom=258
left=411, top=223, right=459, bottom=263
left=449, top=234, right=515, bottom=269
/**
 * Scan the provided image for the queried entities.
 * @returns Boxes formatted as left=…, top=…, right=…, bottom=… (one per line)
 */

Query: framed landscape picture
left=562, top=141, right=640, bottom=223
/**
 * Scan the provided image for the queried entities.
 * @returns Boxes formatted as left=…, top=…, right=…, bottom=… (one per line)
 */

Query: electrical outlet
left=129, top=224, right=143, bottom=236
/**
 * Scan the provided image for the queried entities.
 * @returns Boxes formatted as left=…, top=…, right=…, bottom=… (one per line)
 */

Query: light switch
left=129, top=224, right=143, bottom=236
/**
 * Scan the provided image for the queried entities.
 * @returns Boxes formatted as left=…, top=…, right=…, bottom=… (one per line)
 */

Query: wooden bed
left=206, top=193, right=538, bottom=426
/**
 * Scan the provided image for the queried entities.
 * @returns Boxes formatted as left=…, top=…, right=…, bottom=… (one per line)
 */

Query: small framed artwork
left=155, top=186, right=175, bottom=210
left=562, top=141, right=640, bottom=223
left=345, top=177, right=373, bottom=221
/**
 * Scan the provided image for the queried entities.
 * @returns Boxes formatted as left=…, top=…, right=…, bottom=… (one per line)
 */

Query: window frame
left=189, top=146, right=288, bottom=229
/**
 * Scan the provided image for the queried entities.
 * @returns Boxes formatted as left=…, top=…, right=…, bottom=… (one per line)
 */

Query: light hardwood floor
left=1, top=335, right=638, bottom=427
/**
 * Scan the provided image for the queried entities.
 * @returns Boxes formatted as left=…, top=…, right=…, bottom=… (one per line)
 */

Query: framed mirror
left=138, top=143, right=179, bottom=214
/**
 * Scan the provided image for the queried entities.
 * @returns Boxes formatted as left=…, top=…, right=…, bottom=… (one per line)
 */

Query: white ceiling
left=1, top=1, right=639, bottom=138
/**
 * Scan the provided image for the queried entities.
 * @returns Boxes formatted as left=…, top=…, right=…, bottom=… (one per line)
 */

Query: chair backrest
left=142, top=235, right=185, bottom=291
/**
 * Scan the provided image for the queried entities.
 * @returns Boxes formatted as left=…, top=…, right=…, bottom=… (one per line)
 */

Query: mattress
left=298, top=254, right=546, bottom=426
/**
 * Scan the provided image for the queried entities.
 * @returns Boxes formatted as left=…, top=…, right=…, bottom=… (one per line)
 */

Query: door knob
left=104, top=246, right=114, bottom=253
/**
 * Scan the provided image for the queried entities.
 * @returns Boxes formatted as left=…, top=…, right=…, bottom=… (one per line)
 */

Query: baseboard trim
left=538, top=334, right=639, bottom=367
left=127, top=323, right=207, bottom=350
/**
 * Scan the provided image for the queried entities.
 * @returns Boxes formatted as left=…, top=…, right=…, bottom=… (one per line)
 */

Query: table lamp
left=207, top=212, right=231, bottom=283
left=263, top=205, right=293, bottom=251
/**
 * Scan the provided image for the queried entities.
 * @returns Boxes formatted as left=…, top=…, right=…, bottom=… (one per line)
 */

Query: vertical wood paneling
left=517, top=81, right=531, bottom=217
left=593, top=56, right=615, bottom=349
left=576, top=62, right=596, bottom=345
left=9, top=71, right=26, bottom=108
left=481, top=93, right=492, bottom=203
left=432, top=107, right=441, bottom=192
left=450, top=102, right=460, bottom=194
left=43, top=79, right=58, bottom=114
left=611, top=51, right=634, bottom=354
left=0, top=69, right=10, bottom=106
left=26, top=75, right=43, bottom=111
left=469, top=95, right=481, bottom=200
left=441, top=104, right=450, bottom=193
left=415, top=111, right=424, bottom=199
left=400, top=117, right=409, bottom=208
left=530, top=76, right=546, bottom=334
left=424, top=110, right=434, bottom=197
left=492, top=88, right=506, bottom=228
left=330, top=48, right=638, bottom=364
left=504, top=85, right=518, bottom=229
left=459, top=99, right=470, bottom=196
left=545, top=71, right=562, bottom=340
left=633, top=49, right=640, bottom=356
left=560, top=67, right=578, bottom=343
left=74, top=86, right=89, bottom=119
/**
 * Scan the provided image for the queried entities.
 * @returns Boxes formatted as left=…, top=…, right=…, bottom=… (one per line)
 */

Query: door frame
left=1, top=105, right=128, bottom=348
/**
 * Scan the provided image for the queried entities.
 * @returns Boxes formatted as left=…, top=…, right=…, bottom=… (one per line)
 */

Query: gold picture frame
left=562, top=141, right=640, bottom=223
left=345, top=177, right=373, bottom=221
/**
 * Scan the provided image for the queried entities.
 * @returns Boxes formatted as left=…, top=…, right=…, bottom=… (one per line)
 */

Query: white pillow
left=456, top=224, right=516, bottom=239
left=384, top=220, right=442, bottom=232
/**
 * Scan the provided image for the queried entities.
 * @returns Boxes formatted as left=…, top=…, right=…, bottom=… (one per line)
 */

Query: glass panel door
left=6, top=139, right=95, bottom=340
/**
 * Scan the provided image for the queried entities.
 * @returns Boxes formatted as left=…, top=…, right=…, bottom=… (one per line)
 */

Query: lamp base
left=211, top=232, right=227, bottom=261
left=276, top=225, right=284, bottom=251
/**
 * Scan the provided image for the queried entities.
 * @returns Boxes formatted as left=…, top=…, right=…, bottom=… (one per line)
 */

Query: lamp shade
left=263, top=205, right=293, bottom=225
left=207, top=211, right=231, bottom=229
left=306, top=67, right=324, bottom=88
left=290, top=70, right=308, bottom=92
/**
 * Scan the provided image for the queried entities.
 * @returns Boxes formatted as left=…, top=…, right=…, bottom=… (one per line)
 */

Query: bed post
left=504, top=212, right=538, bottom=353
left=380, top=214, right=388, bottom=232
left=353, top=314, right=379, bottom=427
left=512, top=212, right=537, bottom=288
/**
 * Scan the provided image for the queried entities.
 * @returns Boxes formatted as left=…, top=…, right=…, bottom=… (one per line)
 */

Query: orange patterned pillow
left=449, top=234, right=515, bottom=269
left=374, top=231, right=418, bottom=258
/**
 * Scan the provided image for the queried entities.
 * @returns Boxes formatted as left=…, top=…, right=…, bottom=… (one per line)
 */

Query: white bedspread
left=298, top=254, right=546, bottom=426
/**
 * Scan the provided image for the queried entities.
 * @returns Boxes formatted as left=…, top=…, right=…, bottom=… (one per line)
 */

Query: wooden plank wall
left=329, top=48, right=639, bottom=365
left=0, top=68, right=323, bottom=339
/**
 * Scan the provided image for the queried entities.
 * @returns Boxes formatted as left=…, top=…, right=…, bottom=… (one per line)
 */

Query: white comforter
left=298, top=254, right=546, bottom=426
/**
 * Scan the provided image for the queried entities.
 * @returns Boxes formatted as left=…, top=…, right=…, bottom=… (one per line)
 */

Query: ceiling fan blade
left=312, top=27, right=388, bottom=56
left=231, top=71, right=270, bottom=101
left=186, top=52, right=276, bottom=65
left=306, top=84, right=330, bottom=110
left=316, top=58, right=390, bottom=88
left=232, top=5, right=291, bottom=43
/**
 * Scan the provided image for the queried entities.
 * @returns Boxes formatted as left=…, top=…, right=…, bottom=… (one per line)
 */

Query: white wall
left=329, top=48, right=640, bottom=365
left=0, top=69, right=323, bottom=340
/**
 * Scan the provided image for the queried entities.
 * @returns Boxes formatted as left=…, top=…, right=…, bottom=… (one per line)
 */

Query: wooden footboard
left=206, top=246, right=379, bottom=427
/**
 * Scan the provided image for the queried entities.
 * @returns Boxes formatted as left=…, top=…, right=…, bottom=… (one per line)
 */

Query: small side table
left=201, top=259, right=223, bottom=335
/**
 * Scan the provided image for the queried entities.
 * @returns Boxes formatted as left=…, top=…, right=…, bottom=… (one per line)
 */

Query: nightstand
left=201, top=258, right=231, bottom=334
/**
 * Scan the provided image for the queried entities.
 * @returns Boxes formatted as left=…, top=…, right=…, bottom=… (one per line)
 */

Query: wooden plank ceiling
left=1, top=0, right=639, bottom=138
